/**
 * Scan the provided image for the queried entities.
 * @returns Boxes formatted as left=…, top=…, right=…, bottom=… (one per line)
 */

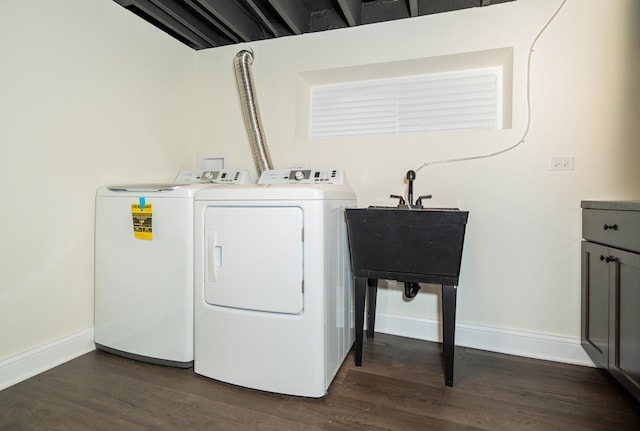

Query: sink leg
left=355, top=277, right=366, bottom=366
left=367, top=278, right=378, bottom=339
left=442, top=284, right=457, bottom=387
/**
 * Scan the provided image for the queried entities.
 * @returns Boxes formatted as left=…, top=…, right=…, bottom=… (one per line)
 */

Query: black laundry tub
left=344, top=207, right=469, bottom=284
left=344, top=206, right=469, bottom=386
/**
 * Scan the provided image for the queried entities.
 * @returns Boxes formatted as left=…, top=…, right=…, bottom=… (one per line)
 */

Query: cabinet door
left=609, top=248, right=640, bottom=400
left=581, top=241, right=610, bottom=368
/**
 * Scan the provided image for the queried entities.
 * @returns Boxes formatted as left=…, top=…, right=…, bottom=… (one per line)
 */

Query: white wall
left=1, top=0, right=638, bottom=371
left=191, top=0, right=640, bottom=345
left=0, top=0, right=196, bottom=361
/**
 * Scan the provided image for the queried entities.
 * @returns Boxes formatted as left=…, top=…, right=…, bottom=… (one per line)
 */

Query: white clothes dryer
left=194, top=168, right=356, bottom=397
left=94, top=169, right=249, bottom=367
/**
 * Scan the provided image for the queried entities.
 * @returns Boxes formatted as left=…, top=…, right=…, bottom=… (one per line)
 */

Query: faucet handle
left=390, top=194, right=406, bottom=207
left=414, top=195, right=432, bottom=208
left=416, top=194, right=432, bottom=205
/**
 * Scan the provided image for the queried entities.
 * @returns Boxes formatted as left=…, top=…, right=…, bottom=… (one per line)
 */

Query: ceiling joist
left=337, top=0, right=362, bottom=27
left=113, top=0, right=516, bottom=50
left=265, top=0, right=310, bottom=35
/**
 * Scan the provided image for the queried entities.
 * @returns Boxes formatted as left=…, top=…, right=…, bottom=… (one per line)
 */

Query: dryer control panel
left=175, top=169, right=250, bottom=184
left=258, top=168, right=345, bottom=185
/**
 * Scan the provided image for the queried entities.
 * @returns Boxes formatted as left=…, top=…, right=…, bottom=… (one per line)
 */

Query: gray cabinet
left=581, top=241, right=610, bottom=368
left=581, top=201, right=640, bottom=402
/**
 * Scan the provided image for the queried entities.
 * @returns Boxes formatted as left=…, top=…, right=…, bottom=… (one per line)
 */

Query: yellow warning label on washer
left=131, top=204, right=153, bottom=240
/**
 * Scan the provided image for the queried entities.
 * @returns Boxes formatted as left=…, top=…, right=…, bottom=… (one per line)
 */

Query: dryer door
left=204, top=206, right=304, bottom=314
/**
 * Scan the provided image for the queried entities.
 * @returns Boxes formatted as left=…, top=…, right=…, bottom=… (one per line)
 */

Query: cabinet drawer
left=583, top=209, right=640, bottom=252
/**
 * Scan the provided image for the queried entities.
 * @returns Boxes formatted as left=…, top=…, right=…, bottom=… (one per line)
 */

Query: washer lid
left=106, top=184, right=184, bottom=192
left=97, top=183, right=213, bottom=198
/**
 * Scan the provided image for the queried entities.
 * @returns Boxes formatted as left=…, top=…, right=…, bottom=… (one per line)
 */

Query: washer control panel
left=175, top=169, right=250, bottom=184
left=258, top=168, right=345, bottom=185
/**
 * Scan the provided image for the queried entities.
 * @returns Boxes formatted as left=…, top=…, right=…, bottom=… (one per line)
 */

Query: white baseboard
left=0, top=317, right=593, bottom=392
left=374, top=313, right=595, bottom=367
left=0, top=328, right=95, bottom=391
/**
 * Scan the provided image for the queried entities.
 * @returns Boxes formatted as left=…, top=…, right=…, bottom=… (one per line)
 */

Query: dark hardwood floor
left=1, top=334, right=639, bottom=430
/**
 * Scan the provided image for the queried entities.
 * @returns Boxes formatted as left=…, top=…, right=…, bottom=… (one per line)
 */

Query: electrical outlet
left=549, top=157, right=574, bottom=171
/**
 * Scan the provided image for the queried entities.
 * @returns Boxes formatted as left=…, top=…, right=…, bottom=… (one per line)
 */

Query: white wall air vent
left=310, top=68, right=502, bottom=138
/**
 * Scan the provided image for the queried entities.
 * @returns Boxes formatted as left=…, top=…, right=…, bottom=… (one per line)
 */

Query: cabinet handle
left=603, top=224, right=618, bottom=231
left=600, top=255, right=616, bottom=263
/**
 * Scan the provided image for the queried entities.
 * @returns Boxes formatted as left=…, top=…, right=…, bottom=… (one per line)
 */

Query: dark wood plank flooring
left=1, top=334, right=639, bottom=430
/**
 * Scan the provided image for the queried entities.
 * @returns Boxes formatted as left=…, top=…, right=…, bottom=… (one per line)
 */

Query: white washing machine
left=94, top=169, right=249, bottom=367
left=194, top=168, right=356, bottom=397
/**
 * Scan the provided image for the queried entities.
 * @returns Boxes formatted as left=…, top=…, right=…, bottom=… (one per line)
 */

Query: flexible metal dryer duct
left=234, top=50, right=274, bottom=175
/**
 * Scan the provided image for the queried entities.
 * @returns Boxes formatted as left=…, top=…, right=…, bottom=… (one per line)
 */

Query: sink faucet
left=406, top=170, right=415, bottom=207
left=390, top=170, right=432, bottom=208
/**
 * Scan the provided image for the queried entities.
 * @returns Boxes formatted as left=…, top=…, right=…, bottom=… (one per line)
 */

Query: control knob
left=202, top=171, right=214, bottom=181
left=294, top=170, right=305, bottom=181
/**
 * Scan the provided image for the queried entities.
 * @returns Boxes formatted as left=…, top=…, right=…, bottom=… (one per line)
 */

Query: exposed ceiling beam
left=266, top=0, right=309, bottom=35
left=196, top=0, right=265, bottom=42
left=336, top=0, right=362, bottom=27
left=408, top=0, right=419, bottom=17
left=183, top=0, right=240, bottom=43
left=245, top=0, right=280, bottom=37
left=151, top=0, right=229, bottom=47
left=122, top=0, right=211, bottom=49
left=113, top=0, right=517, bottom=51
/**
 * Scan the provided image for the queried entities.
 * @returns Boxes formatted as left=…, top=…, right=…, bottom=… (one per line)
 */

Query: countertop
left=581, top=200, right=640, bottom=211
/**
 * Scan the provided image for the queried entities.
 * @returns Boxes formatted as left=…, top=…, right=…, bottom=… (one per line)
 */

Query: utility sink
left=344, top=207, right=469, bottom=284
left=345, top=206, right=469, bottom=386
left=344, top=169, right=469, bottom=386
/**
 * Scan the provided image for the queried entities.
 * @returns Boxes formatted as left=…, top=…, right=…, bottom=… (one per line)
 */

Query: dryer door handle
left=207, top=231, right=222, bottom=282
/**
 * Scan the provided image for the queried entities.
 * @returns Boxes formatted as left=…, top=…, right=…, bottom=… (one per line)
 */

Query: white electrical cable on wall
left=414, top=0, right=568, bottom=173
